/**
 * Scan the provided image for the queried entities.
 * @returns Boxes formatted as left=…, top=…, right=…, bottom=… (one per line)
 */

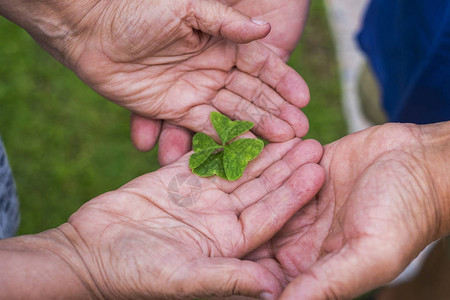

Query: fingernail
left=252, top=18, right=268, bottom=26
left=260, top=292, right=275, bottom=300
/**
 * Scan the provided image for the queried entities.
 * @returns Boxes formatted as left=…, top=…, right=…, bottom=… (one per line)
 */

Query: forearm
left=420, top=121, right=450, bottom=238
left=0, top=0, right=98, bottom=66
left=0, top=225, right=99, bottom=299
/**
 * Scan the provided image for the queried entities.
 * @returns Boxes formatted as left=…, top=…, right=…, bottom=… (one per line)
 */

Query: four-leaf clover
left=189, top=112, right=264, bottom=181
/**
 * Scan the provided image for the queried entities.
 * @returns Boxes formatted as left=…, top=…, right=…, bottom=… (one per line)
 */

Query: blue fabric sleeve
left=358, top=0, right=450, bottom=124
left=0, top=136, right=20, bottom=239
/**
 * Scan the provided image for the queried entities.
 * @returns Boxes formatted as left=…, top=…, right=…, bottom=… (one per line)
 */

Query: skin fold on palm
left=125, top=0, right=311, bottom=163
left=56, top=138, right=324, bottom=299
left=231, top=123, right=447, bottom=300
left=63, top=0, right=310, bottom=149
left=1, top=0, right=312, bottom=165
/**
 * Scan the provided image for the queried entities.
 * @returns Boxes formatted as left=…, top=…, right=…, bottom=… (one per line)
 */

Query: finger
left=279, top=238, right=403, bottom=300
left=254, top=258, right=290, bottom=290
left=243, top=200, right=320, bottom=266
left=173, top=104, right=220, bottom=140
left=240, top=163, right=325, bottom=252
left=225, top=69, right=309, bottom=137
left=280, top=159, right=426, bottom=300
left=184, top=0, right=271, bottom=43
left=174, top=101, right=289, bottom=145
left=181, top=257, right=281, bottom=300
left=158, top=122, right=193, bottom=166
left=130, top=113, right=161, bottom=152
left=231, top=140, right=323, bottom=211
left=215, top=138, right=302, bottom=193
left=173, top=105, right=264, bottom=144
left=236, top=42, right=310, bottom=109
left=211, top=89, right=296, bottom=141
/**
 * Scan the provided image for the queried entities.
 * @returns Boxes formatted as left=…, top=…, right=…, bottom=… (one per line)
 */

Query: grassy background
left=0, top=2, right=346, bottom=237
left=1, top=1, right=379, bottom=298
left=290, top=2, right=346, bottom=144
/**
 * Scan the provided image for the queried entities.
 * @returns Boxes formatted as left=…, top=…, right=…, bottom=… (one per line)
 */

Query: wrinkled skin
left=44, top=0, right=312, bottom=164
left=239, top=124, right=444, bottom=299
left=127, top=0, right=311, bottom=165
left=60, top=138, right=324, bottom=299
left=226, top=0, right=309, bottom=61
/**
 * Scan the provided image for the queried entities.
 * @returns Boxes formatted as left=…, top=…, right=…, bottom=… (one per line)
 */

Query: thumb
left=279, top=238, right=407, bottom=300
left=158, top=122, right=192, bottom=166
left=182, top=258, right=281, bottom=299
left=130, top=113, right=161, bottom=152
left=184, top=0, right=271, bottom=43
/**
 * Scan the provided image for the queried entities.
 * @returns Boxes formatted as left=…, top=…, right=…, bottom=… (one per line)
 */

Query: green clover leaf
left=189, top=112, right=264, bottom=181
left=223, top=138, right=264, bottom=181
left=189, top=133, right=222, bottom=169
left=192, top=151, right=228, bottom=179
left=210, top=111, right=254, bottom=145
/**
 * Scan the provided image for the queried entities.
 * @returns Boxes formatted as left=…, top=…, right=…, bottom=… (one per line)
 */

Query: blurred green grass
left=293, top=2, right=347, bottom=143
left=0, top=0, right=346, bottom=236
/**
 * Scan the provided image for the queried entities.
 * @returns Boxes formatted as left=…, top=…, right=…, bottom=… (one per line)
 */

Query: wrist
left=0, top=0, right=100, bottom=67
left=0, top=225, right=101, bottom=299
left=419, top=121, right=450, bottom=239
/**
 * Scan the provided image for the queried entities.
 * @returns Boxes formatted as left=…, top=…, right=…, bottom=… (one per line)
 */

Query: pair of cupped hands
left=28, top=0, right=444, bottom=299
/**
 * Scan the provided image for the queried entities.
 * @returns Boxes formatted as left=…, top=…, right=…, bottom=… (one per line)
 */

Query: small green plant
left=189, top=112, right=264, bottom=181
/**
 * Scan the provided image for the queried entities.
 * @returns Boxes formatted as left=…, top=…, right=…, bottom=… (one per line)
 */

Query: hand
left=244, top=123, right=450, bottom=299
left=1, top=0, right=310, bottom=165
left=71, top=0, right=309, bottom=162
left=225, top=0, right=310, bottom=61
left=0, top=139, right=323, bottom=299
left=128, top=0, right=311, bottom=165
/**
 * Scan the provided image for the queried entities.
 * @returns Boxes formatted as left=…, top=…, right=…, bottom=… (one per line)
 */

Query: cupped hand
left=58, top=0, right=310, bottom=163
left=244, top=124, right=445, bottom=299
left=124, top=0, right=311, bottom=165
left=58, top=138, right=324, bottom=299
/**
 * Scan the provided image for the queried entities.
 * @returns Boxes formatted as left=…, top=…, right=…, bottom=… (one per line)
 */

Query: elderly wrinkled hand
left=132, top=0, right=313, bottom=165
left=0, top=0, right=310, bottom=166
left=243, top=122, right=450, bottom=300
left=0, top=138, right=324, bottom=299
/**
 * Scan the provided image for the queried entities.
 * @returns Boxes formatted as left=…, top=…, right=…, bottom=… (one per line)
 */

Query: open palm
left=66, top=0, right=309, bottom=156
left=116, top=0, right=309, bottom=165
left=60, top=138, right=324, bottom=299
left=244, top=124, right=442, bottom=299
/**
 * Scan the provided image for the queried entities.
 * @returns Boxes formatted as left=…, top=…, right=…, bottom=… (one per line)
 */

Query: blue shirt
left=358, top=0, right=450, bottom=124
left=0, top=136, right=19, bottom=239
